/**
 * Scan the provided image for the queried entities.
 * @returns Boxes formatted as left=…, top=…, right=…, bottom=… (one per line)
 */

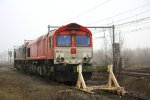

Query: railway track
left=4, top=65, right=17, bottom=71
left=121, top=70, right=150, bottom=77
left=0, top=64, right=15, bottom=70
left=92, top=70, right=150, bottom=78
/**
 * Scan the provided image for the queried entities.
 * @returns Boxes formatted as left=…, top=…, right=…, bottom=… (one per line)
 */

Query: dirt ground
left=0, top=65, right=112, bottom=100
left=119, top=74, right=150, bottom=100
left=0, top=64, right=149, bottom=100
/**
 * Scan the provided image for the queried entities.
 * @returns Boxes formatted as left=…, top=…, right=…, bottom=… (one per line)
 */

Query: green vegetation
left=82, top=65, right=107, bottom=72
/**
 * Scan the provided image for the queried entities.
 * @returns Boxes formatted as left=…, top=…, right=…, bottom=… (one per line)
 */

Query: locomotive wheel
left=42, top=66, right=47, bottom=77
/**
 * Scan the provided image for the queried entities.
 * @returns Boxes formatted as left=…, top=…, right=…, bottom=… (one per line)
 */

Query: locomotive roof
left=14, top=44, right=26, bottom=50
left=48, top=23, right=92, bottom=37
left=27, top=23, right=92, bottom=45
left=27, top=34, right=47, bottom=45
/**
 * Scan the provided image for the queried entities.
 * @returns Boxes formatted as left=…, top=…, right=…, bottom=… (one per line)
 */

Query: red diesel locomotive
left=14, top=23, right=93, bottom=83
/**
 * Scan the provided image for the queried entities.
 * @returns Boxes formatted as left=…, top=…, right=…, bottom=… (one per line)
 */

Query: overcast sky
left=0, top=0, right=150, bottom=52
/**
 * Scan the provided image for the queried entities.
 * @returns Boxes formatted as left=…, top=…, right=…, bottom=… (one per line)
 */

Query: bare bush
left=118, top=47, right=150, bottom=69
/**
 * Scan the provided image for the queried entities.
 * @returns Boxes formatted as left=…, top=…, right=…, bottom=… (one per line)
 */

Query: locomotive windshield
left=57, top=35, right=71, bottom=46
left=75, top=34, right=90, bottom=46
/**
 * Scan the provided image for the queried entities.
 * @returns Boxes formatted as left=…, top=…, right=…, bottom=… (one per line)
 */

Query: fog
left=0, top=0, right=150, bottom=53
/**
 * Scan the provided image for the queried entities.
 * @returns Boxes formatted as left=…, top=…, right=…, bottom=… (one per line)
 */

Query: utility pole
left=8, top=49, right=13, bottom=63
left=0, top=53, right=1, bottom=63
left=4, top=51, right=5, bottom=64
left=112, top=25, right=116, bottom=73
left=48, top=25, right=50, bottom=32
left=8, top=49, right=9, bottom=63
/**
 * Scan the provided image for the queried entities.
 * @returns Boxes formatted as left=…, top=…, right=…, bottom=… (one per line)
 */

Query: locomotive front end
left=53, top=23, right=93, bottom=83
left=54, top=23, right=92, bottom=65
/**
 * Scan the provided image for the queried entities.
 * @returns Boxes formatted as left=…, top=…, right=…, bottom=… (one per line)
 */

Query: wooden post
left=75, top=64, right=126, bottom=95
left=108, top=65, right=120, bottom=87
left=92, top=65, right=126, bottom=95
left=76, top=64, right=93, bottom=93
left=76, top=64, right=87, bottom=89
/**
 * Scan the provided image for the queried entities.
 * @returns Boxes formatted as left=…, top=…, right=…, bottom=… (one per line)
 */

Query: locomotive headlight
left=83, top=52, right=91, bottom=62
left=61, top=57, right=64, bottom=61
left=83, top=57, right=87, bottom=61
left=56, top=53, right=64, bottom=62
left=86, top=57, right=91, bottom=62
left=83, top=57, right=91, bottom=62
left=56, top=56, right=61, bottom=62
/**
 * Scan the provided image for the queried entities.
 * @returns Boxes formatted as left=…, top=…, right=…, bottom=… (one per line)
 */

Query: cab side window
left=50, top=37, right=53, bottom=48
left=14, top=51, right=16, bottom=58
left=27, top=48, right=30, bottom=57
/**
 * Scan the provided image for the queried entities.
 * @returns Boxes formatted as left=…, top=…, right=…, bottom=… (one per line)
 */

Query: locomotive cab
left=53, top=23, right=93, bottom=66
